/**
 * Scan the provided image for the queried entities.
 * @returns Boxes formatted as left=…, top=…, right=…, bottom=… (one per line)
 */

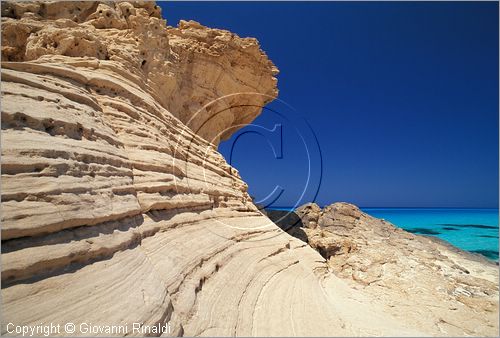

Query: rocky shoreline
left=267, top=202, right=499, bottom=335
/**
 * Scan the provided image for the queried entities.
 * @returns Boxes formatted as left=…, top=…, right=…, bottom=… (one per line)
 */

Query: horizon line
left=267, top=206, right=500, bottom=210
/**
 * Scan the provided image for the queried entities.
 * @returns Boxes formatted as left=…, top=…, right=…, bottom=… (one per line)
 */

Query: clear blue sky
left=161, top=1, right=499, bottom=208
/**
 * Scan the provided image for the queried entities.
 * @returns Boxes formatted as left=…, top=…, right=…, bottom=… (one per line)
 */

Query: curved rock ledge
left=267, top=202, right=499, bottom=336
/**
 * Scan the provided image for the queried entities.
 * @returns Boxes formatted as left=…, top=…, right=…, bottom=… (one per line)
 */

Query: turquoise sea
left=268, top=207, right=499, bottom=261
left=362, top=208, right=499, bottom=261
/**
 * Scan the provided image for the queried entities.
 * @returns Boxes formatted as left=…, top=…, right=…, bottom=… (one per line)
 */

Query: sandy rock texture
left=1, top=1, right=278, bottom=145
left=268, top=202, right=499, bottom=336
left=2, top=1, right=498, bottom=337
left=1, top=1, right=289, bottom=336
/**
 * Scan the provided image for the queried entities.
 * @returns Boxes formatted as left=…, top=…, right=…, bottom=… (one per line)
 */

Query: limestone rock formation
left=268, top=202, right=499, bottom=336
left=1, top=1, right=290, bottom=335
left=1, top=1, right=499, bottom=337
left=1, top=1, right=278, bottom=145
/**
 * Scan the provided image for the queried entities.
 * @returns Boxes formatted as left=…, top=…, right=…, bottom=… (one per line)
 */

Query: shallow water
left=362, top=208, right=499, bottom=261
left=266, top=207, right=499, bottom=261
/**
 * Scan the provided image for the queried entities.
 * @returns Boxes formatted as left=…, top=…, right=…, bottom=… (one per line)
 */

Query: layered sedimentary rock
left=268, top=203, right=499, bottom=336
left=1, top=1, right=291, bottom=335
left=1, top=1, right=498, bottom=337
left=1, top=1, right=278, bottom=145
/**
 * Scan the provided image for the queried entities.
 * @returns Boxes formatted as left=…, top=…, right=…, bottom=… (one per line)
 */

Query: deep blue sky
left=161, top=1, right=499, bottom=208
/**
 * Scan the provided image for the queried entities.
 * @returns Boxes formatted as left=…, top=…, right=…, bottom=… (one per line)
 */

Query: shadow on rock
left=264, top=209, right=309, bottom=243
